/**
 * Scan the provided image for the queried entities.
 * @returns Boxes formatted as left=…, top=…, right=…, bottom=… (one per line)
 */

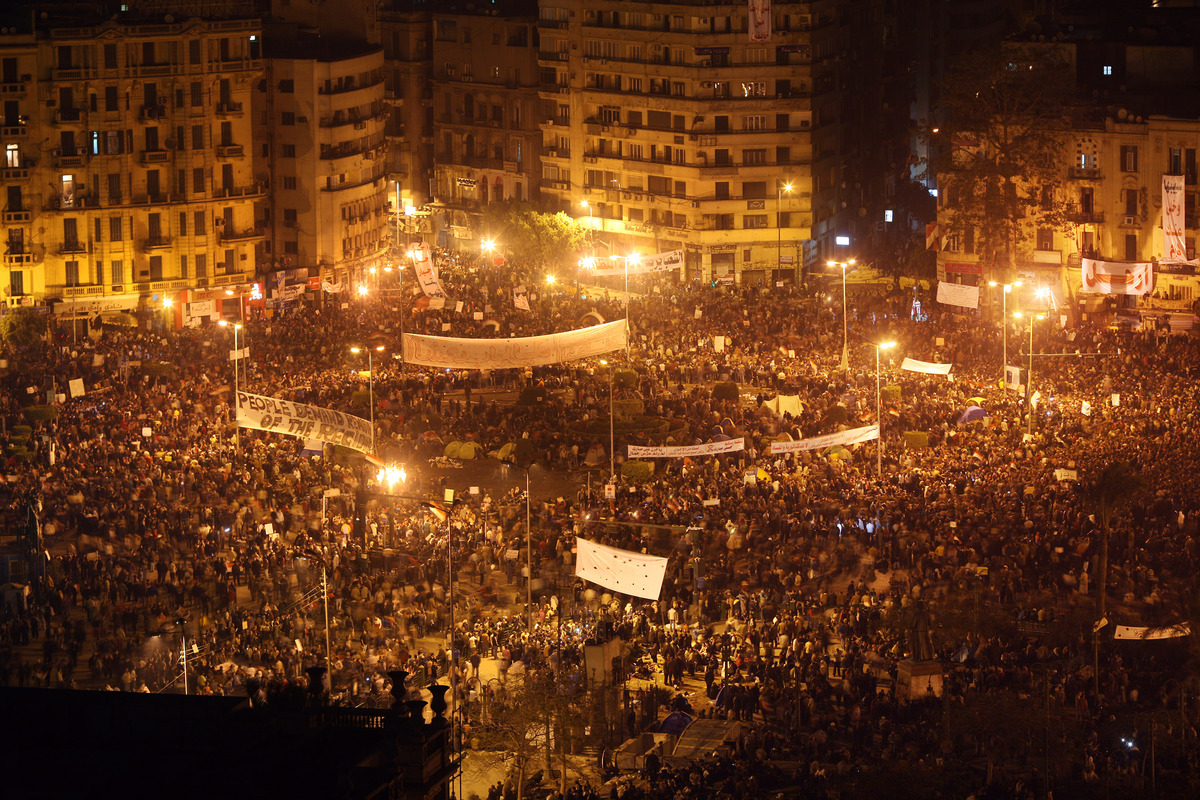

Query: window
left=1125, top=233, right=1138, bottom=261
left=190, top=81, right=202, bottom=106
left=281, top=111, right=295, bottom=125
left=1121, top=145, right=1138, bottom=173
left=740, top=81, right=766, bottom=97
left=1036, top=228, right=1054, bottom=250
left=107, top=173, right=121, bottom=201
left=193, top=167, right=205, bottom=193
left=743, top=214, right=768, bottom=228
left=179, top=254, right=188, bottom=279
left=283, top=208, right=298, bottom=224
left=105, top=85, right=118, bottom=111
left=195, top=253, right=206, bottom=276
left=192, top=125, right=204, bottom=150
left=282, top=176, right=296, bottom=190
left=743, top=149, right=767, bottom=165
left=278, top=79, right=294, bottom=93
left=65, top=260, right=80, bottom=286
left=104, top=130, right=123, bottom=155
left=178, top=211, right=187, bottom=236
left=94, top=218, right=102, bottom=242
left=1124, top=188, right=1138, bottom=216
left=1170, top=147, right=1183, bottom=175
left=1103, top=65, right=1113, bottom=76
left=742, top=181, right=767, bottom=198
left=281, top=144, right=296, bottom=157
left=194, top=210, right=205, bottom=233
left=600, top=106, right=620, bottom=124
left=9, top=270, right=22, bottom=297
left=109, top=217, right=122, bottom=241
left=284, top=240, right=299, bottom=254
left=110, top=260, right=123, bottom=284
left=743, top=115, right=764, bottom=131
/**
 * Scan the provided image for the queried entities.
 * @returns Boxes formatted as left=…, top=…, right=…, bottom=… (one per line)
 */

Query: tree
left=859, top=177, right=937, bottom=289
left=928, top=43, right=1078, bottom=283
left=482, top=201, right=590, bottom=266
left=0, top=307, right=47, bottom=350
left=1085, top=460, right=1146, bottom=620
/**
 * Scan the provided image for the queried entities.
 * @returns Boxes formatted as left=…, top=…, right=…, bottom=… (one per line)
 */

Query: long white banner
left=1081, top=258, right=1153, bottom=296
left=769, top=424, right=879, bottom=454
left=1113, top=622, right=1191, bottom=641
left=402, top=320, right=627, bottom=369
left=411, top=243, right=446, bottom=297
left=628, top=438, right=745, bottom=459
left=575, top=537, right=668, bottom=600
left=236, top=392, right=373, bottom=453
left=901, top=357, right=954, bottom=375
left=590, top=249, right=684, bottom=276
left=1163, top=175, right=1189, bottom=264
left=936, top=281, right=980, bottom=309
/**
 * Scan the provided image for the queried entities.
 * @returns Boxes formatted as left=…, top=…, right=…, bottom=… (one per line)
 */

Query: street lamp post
left=600, top=360, right=615, bottom=482
left=219, top=320, right=242, bottom=453
left=988, top=281, right=1022, bottom=387
left=777, top=181, right=793, bottom=286
left=1013, top=311, right=1044, bottom=435
left=874, top=341, right=896, bottom=475
left=827, top=259, right=855, bottom=369
left=580, top=200, right=594, bottom=261
left=500, top=459, right=534, bottom=635
left=350, top=345, right=384, bottom=454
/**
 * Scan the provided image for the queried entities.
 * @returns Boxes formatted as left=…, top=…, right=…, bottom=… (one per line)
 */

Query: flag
left=1030, top=390, right=1042, bottom=410
left=925, top=222, right=942, bottom=251
left=575, top=537, right=668, bottom=600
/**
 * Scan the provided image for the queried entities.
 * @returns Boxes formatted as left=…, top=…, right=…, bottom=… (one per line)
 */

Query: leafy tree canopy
left=0, top=307, right=47, bottom=350
left=482, top=201, right=590, bottom=265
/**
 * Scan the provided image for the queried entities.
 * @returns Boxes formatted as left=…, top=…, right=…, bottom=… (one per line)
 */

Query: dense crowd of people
left=1, top=245, right=1198, bottom=798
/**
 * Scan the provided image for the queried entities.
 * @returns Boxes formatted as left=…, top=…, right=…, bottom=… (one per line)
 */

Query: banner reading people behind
left=402, top=320, right=627, bottom=369
left=589, top=249, right=684, bottom=276
left=236, top=392, right=373, bottom=453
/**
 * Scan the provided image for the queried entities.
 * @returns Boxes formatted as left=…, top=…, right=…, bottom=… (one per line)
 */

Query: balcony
left=54, top=149, right=87, bottom=168
left=221, top=226, right=266, bottom=242
left=2, top=209, right=31, bottom=223
left=216, top=144, right=244, bottom=159
left=1, top=124, right=27, bottom=138
left=139, top=104, right=169, bottom=122
left=52, top=67, right=95, bottom=81
left=1067, top=209, right=1104, bottom=225
left=57, top=240, right=88, bottom=255
left=215, top=101, right=244, bottom=117
left=212, top=183, right=265, bottom=199
left=0, top=82, right=27, bottom=95
left=62, top=284, right=105, bottom=297
left=142, top=236, right=173, bottom=250
left=135, top=63, right=176, bottom=78
left=1, top=167, right=30, bottom=181
left=1068, top=166, right=1101, bottom=180
left=3, top=251, right=36, bottom=267
left=140, top=149, right=170, bottom=164
left=54, top=108, right=82, bottom=124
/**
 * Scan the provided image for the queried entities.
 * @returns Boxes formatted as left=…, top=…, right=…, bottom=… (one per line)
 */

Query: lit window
left=1103, top=65, right=1113, bottom=76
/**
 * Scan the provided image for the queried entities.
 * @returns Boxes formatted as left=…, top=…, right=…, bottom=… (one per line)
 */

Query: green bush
left=141, top=361, right=176, bottom=378
left=620, top=460, right=653, bottom=484
left=513, top=437, right=537, bottom=466
left=881, top=385, right=901, bottom=404
left=12, top=425, right=32, bottom=438
left=712, top=382, right=739, bottom=403
left=22, top=405, right=59, bottom=422
left=517, top=385, right=548, bottom=406
left=612, top=398, right=644, bottom=420
left=903, top=431, right=929, bottom=450
left=614, top=368, right=639, bottom=390
left=406, top=413, right=443, bottom=436
left=349, top=389, right=372, bottom=412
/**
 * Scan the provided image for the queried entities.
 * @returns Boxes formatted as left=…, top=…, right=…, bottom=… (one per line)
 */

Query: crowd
left=1, top=244, right=1198, bottom=798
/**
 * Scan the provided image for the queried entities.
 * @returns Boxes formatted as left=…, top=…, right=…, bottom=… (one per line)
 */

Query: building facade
left=379, top=1, right=434, bottom=242
left=0, top=9, right=265, bottom=323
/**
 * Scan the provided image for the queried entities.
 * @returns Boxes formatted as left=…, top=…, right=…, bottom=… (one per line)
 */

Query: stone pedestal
left=895, top=659, right=943, bottom=702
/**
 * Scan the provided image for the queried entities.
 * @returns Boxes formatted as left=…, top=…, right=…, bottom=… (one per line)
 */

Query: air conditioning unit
left=691, top=200, right=700, bottom=208
left=215, top=218, right=225, bottom=226
left=1123, top=215, right=1137, bottom=225
left=700, top=82, right=713, bottom=89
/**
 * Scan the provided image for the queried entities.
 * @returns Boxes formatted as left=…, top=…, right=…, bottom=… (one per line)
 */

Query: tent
left=957, top=406, right=987, bottom=424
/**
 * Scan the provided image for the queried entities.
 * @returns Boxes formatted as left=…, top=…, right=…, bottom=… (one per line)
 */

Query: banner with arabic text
left=628, top=438, right=745, bottom=459
left=411, top=243, right=446, bottom=297
left=402, top=321, right=627, bottom=369
left=1081, top=258, right=1152, bottom=296
left=1113, top=622, right=1190, bottom=640
left=236, top=392, right=373, bottom=453
left=936, top=281, right=979, bottom=309
left=590, top=249, right=684, bottom=276
left=1163, top=175, right=1190, bottom=264
left=748, top=0, right=771, bottom=42
left=769, top=424, right=879, bottom=454
left=901, top=357, right=954, bottom=375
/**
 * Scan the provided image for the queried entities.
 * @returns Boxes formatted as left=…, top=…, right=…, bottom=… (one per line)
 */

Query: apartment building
left=378, top=2, right=434, bottom=236
left=258, top=36, right=390, bottom=288
left=533, top=0, right=849, bottom=284
left=0, top=8, right=265, bottom=323
left=428, top=2, right=543, bottom=247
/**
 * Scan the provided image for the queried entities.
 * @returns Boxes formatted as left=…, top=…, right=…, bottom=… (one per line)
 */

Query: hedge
left=712, top=382, right=739, bottom=402
left=22, top=405, right=59, bottom=422
left=881, top=385, right=901, bottom=404
left=620, top=460, right=653, bottom=484
left=903, top=431, right=929, bottom=450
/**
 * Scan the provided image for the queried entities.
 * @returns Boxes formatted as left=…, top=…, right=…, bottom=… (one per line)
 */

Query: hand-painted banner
left=575, top=537, right=668, bottom=600
left=513, top=285, right=530, bottom=311
left=768, top=424, right=879, bottom=454
left=1113, top=622, right=1191, bottom=640
left=1163, top=175, right=1189, bottom=264
left=402, top=320, right=627, bottom=369
left=936, top=281, right=979, bottom=309
left=1081, top=258, right=1153, bottom=296
left=901, top=357, right=953, bottom=375
left=628, top=438, right=745, bottom=459
left=748, top=0, right=771, bottom=42
left=236, top=392, right=373, bottom=453
left=411, top=243, right=446, bottom=297
left=590, top=249, right=684, bottom=276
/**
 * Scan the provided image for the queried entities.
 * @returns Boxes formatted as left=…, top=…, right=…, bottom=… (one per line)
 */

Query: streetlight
left=777, top=181, right=793, bottom=286
left=988, top=280, right=1022, bottom=387
left=350, top=345, right=384, bottom=453
left=580, top=200, right=594, bottom=260
left=599, top=359, right=615, bottom=482
left=499, top=459, right=534, bottom=635
left=357, top=284, right=369, bottom=298
left=219, top=320, right=242, bottom=453
left=481, top=238, right=495, bottom=269
left=873, top=341, right=896, bottom=475
left=1013, top=311, right=1045, bottom=434
left=827, top=259, right=856, bottom=369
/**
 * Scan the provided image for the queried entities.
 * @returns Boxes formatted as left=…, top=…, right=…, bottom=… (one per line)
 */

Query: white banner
left=411, top=243, right=446, bottom=297
left=769, top=424, right=879, bottom=454
left=236, top=392, right=373, bottom=453
left=68, top=378, right=85, bottom=398
left=1053, top=468, right=1078, bottom=482
left=1113, top=622, right=1191, bottom=641
left=901, top=357, right=953, bottom=375
left=403, top=320, right=627, bottom=369
left=1005, top=365, right=1026, bottom=392
left=1081, top=258, right=1153, bottom=296
left=321, top=280, right=345, bottom=294
left=513, top=285, right=530, bottom=311
left=748, top=0, right=771, bottom=42
left=1081, top=400, right=1092, bottom=416
left=936, top=281, right=980, bottom=309
left=1163, top=175, right=1189, bottom=264
left=575, top=537, right=668, bottom=600
left=628, top=438, right=745, bottom=459
left=590, top=249, right=684, bottom=276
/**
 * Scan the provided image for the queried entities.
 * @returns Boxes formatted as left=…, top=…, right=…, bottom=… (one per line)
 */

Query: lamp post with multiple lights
left=827, top=259, right=855, bottom=369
